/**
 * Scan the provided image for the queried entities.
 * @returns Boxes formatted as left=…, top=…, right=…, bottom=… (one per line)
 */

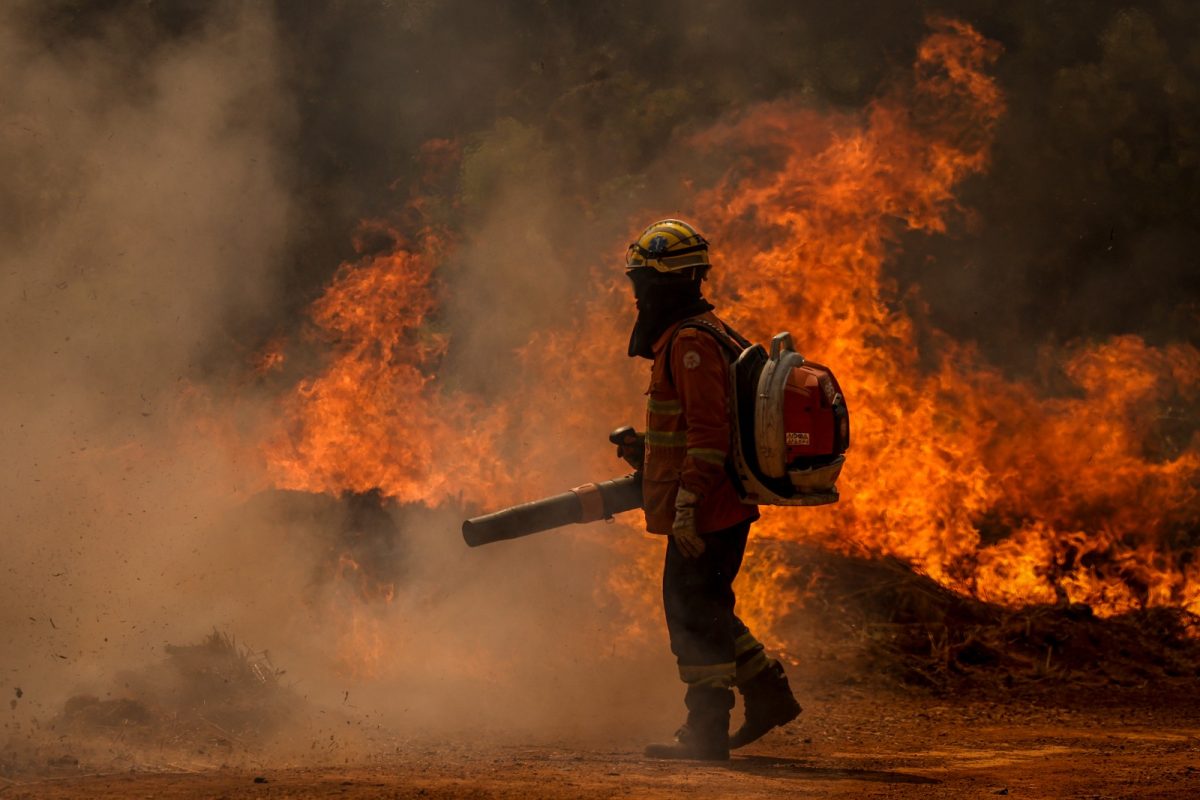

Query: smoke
left=891, top=3, right=1200, bottom=368
left=0, top=0, right=297, bottom=744
left=0, top=2, right=678, bottom=761
left=4, top=0, right=1200, bottom=771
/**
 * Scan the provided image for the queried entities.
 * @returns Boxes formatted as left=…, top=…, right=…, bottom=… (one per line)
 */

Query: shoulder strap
left=665, top=319, right=749, bottom=386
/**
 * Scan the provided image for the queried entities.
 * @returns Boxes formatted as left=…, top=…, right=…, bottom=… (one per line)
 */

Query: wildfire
left=263, top=18, right=1200, bottom=669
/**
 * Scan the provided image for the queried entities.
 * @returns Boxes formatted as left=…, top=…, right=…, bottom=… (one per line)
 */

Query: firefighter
left=626, top=219, right=802, bottom=761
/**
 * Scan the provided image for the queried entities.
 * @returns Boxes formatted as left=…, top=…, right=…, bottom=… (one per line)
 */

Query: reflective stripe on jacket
left=641, top=311, right=760, bottom=535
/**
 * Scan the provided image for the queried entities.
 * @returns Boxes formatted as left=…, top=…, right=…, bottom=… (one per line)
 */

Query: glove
left=616, top=440, right=645, bottom=471
left=672, top=487, right=705, bottom=558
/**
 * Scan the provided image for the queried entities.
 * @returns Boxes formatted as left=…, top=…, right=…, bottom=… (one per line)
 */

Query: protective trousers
left=663, top=519, right=772, bottom=689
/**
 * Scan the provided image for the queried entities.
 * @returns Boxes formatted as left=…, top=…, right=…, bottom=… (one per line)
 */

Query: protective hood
left=626, top=272, right=714, bottom=359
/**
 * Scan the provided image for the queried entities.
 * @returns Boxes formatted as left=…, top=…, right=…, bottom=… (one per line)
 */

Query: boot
left=729, top=661, right=801, bottom=749
left=644, top=686, right=733, bottom=761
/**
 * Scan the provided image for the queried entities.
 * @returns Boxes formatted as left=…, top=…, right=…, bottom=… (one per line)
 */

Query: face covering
left=626, top=270, right=714, bottom=359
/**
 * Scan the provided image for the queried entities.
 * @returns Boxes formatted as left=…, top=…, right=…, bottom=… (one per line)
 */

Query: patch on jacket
left=682, top=350, right=701, bottom=370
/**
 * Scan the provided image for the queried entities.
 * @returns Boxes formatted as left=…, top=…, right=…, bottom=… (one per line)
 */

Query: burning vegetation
left=769, top=543, right=1200, bottom=695
left=259, top=18, right=1200, bottom=680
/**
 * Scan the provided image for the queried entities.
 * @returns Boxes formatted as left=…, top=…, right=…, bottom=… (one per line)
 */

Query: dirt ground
left=5, top=690, right=1199, bottom=800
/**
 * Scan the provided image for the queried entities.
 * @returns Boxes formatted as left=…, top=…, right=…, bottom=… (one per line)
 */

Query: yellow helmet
left=625, top=219, right=710, bottom=274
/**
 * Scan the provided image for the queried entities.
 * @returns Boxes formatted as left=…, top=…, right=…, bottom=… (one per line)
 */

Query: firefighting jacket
left=642, top=311, right=760, bottom=535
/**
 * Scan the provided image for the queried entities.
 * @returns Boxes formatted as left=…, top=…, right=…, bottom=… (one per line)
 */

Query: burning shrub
left=769, top=541, right=1200, bottom=696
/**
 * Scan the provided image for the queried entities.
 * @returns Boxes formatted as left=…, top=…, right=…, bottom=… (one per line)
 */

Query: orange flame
left=263, top=19, right=1200, bottom=670
left=266, top=218, right=516, bottom=507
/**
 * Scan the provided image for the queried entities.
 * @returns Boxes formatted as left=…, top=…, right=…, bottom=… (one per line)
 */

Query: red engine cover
left=782, top=364, right=845, bottom=462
